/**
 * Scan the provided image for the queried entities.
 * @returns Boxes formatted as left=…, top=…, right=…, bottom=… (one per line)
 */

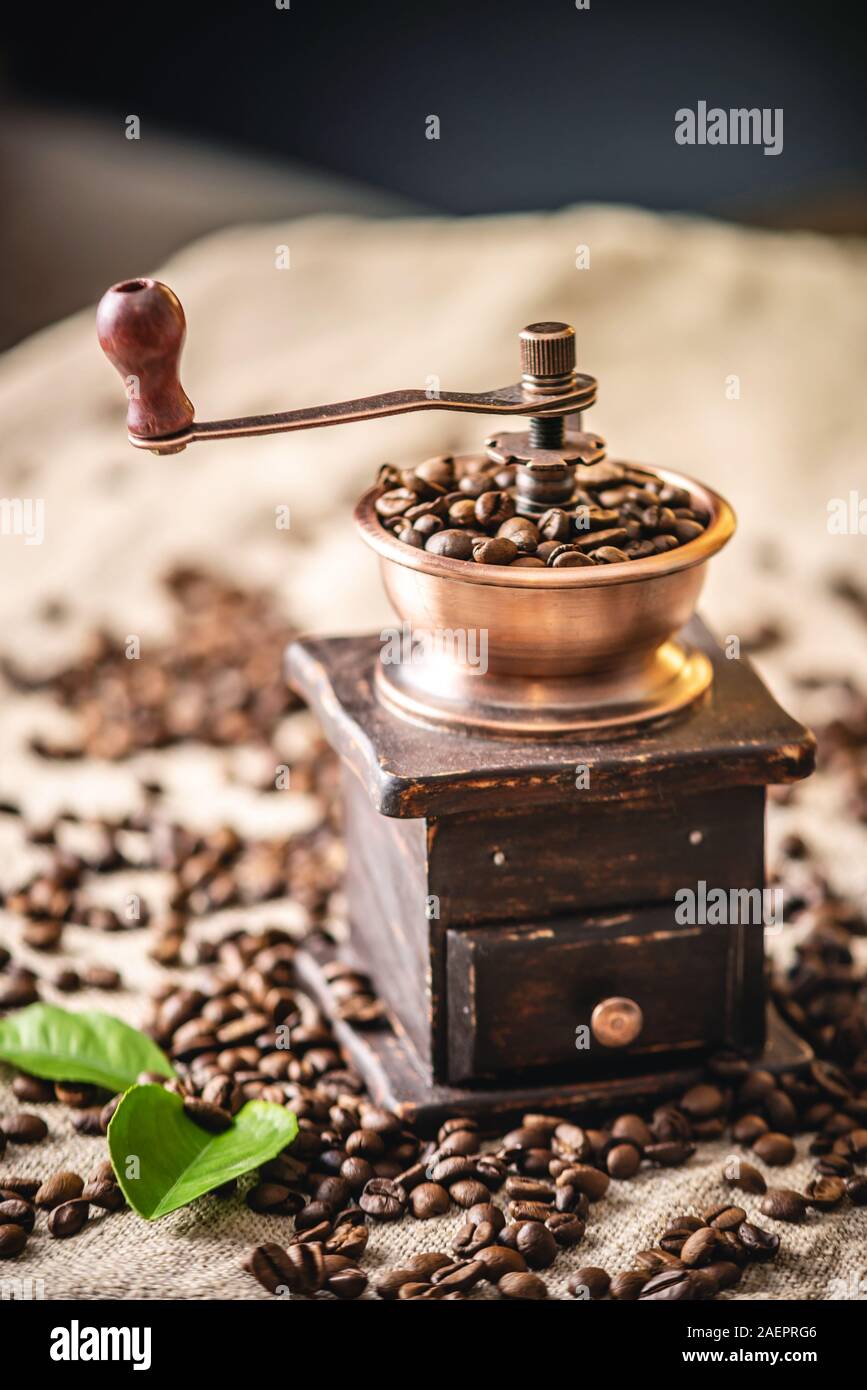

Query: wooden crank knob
left=96, top=278, right=194, bottom=443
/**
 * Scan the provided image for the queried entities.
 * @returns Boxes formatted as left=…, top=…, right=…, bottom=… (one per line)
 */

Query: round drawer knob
left=591, top=996, right=643, bottom=1048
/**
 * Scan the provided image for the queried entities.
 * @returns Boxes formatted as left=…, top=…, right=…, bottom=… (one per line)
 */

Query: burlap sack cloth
left=0, top=206, right=865, bottom=1299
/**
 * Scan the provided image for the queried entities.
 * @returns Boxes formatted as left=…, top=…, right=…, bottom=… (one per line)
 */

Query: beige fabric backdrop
left=0, top=206, right=866, bottom=1298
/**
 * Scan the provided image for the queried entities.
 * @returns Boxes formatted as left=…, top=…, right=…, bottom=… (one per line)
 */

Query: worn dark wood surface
left=446, top=905, right=764, bottom=1084
left=291, top=619, right=812, bottom=1100
left=287, top=618, right=815, bottom=818
left=429, top=785, right=765, bottom=926
left=295, top=933, right=812, bottom=1134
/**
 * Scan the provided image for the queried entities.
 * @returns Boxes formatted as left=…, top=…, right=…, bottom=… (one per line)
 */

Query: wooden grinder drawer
left=446, top=905, right=762, bottom=1084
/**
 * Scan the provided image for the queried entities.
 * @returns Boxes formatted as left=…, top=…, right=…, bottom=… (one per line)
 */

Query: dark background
left=1, top=0, right=865, bottom=344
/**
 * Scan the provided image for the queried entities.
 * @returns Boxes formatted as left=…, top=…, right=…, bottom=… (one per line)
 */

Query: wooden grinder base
left=288, top=620, right=816, bottom=1133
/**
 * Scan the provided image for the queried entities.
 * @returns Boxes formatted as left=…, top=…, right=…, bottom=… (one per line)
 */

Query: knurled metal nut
left=520, top=322, right=576, bottom=379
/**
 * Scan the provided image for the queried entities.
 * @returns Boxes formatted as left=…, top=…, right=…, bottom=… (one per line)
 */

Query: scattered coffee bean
left=48, top=1199, right=90, bottom=1238
left=359, top=1177, right=407, bottom=1220
left=752, top=1132, right=796, bottom=1166
left=0, top=1225, right=27, bottom=1259
left=498, top=1270, right=547, bottom=1299
left=3, top=1113, right=48, bottom=1144
left=568, top=1266, right=610, bottom=1299
left=410, top=1182, right=450, bottom=1219
left=760, top=1188, right=808, bottom=1223
left=723, top=1160, right=766, bottom=1195
left=35, top=1171, right=84, bottom=1210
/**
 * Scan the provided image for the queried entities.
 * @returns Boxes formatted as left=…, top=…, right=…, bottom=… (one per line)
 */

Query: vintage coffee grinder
left=97, top=279, right=815, bottom=1129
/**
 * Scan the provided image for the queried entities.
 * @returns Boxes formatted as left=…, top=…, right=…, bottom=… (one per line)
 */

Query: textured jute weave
left=0, top=205, right=866, bottom=1298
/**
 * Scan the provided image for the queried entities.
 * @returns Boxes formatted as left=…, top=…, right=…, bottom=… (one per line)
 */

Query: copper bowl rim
left=354, top=465, right=736, bottom=589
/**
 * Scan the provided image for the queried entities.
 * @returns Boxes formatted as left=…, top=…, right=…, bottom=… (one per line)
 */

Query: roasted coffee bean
left=814, top=1153, right=853, bottom=1178
left=639, top=1269, right=696, bottom=1300
left=804, top=1176, right=846, bottom=1210
left=0, top=1177, right=39, bottom=1200
left=551, top=548, right=594, bottom=568
left=54, top=1081, right=97, bottom=1109
left=359, top=1177, right=407, bottom=1220
left=81, top=1179, right=125, bottom=1212
left=3, top=1113, right=48, bottom=1144
left=537, top=508, right=572, bottom=542
left=515, top=1220, right=557, bottom=1269
left=474, top=1244, right=527, bottom=1282
left=606, top=1143, right=641, bottom=1179
left=568, top=1266, right=610, bottom=1299
left=472, top=537, right=518, bottom=565
left=0, top=1225, right=27, bottom=1259
left=680, top=1083, right=724, bottom=1118
left=846, top=1176, right=867, bottom=1205
left=679, top=1227, right=718, bottom=1267
left=704, top=1260, right=743, bottom=1291
left=611, top=1113, right=653, bottom=1149
left=410, top=1182, right=450, bottom=1219
left=324, top=1223, right=369, bottom=1259
left=48, top=1199, right=89, bottom=1238
left=644, top=1141, right=695, bottom=1167
left=545, top=1211, right=584, bottom=1246
left=452, top=1220, right=497, bottom=1255
left=431, top=1259, right=485, bottom=1293
left=376, top=488, right=416, bottom=519
left=182, top=1098, right=233, bottom=1133
left=760, top=1188, right=808, bottom=1223
left=635, top=1249, right=678, bottom=1272
left=737, top=1221, right=781, bottom=1261
left=609, top=1270, right=648, bottom=1301
left=764, top=1089, right=798, bottom=1134
left=498, top=1271, right=547, bottom=1299
left=451, top=1178, right=492, bottom=1208
left=344, top=1128, right=385, bottom=1160
left=244, top=1241, right=314, bottom=1296
left=705, top=1203, right=746, bottom=1231
left=246, top=1182, right=303, bottom=1215
left=498, top=516, right=540, bottom=551
left=723, top=1159, right=766, bottom=1194
left=11, top=1075, right=53, bottom=1104
left=475, top=490, right=515, bottom=528
left=732, top=1114, right=769, bottom=1144
left=35, top=1171, right=84, bottom=1210
left=327, top=1265, right=368, bottom=1299
left=752, top=1132, right=796, bottom=1166
left=555, top=1164, right=609, bottom=1201
left=467, top=1202, right=505, bottom=1232
left=504, top=1175, right=553, bottom=1203
left=0, top=1199, right=35, bottom=1233
left=425, top=528, right=474, bottom=560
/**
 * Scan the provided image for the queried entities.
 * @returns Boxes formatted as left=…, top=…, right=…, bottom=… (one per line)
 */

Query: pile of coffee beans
left=0, top=1158, right=126, bottom=1258
left=373, top=455, right=710, bottom=567
left=3, top=567, right=301, bottom=760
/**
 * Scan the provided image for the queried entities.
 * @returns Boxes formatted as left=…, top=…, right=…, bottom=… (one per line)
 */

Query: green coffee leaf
left=0, top=1003, right=174, bottom=1092
left=108, top=1084, right=298, bottom=1220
